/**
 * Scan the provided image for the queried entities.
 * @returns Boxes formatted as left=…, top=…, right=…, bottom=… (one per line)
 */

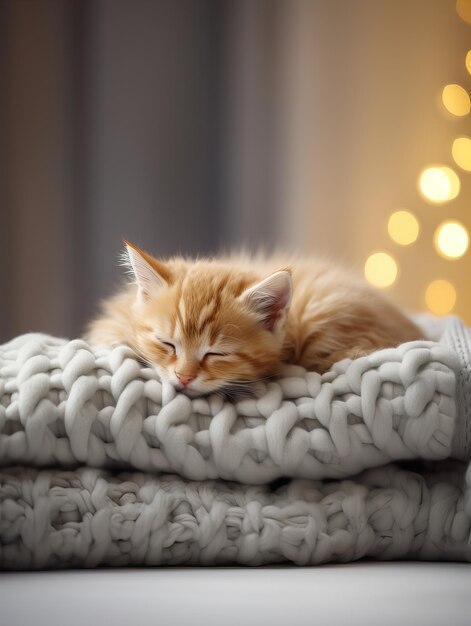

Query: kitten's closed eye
left=156, top=338, right=176, bottom=353
left=204, top=352, right=228, bottom=359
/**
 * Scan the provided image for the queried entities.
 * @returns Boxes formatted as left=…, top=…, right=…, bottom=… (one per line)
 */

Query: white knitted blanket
left=1, top=317, right=470, bottom=568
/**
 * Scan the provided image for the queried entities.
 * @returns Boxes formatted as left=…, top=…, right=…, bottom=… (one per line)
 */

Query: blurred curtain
left=0, top=0, right=228, bottom=339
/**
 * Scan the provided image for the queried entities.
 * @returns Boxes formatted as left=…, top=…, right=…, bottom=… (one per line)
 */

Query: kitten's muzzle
left=175, top=371, right=196, bottom=387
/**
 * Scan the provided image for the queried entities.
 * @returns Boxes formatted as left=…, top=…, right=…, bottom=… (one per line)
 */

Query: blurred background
left=0, top=0, right=470, bottom=341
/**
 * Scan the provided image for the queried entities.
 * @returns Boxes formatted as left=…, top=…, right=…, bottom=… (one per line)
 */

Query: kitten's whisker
left=139, top=357, right=155, bottom=369
left=228, top=374, right=273, bottom=386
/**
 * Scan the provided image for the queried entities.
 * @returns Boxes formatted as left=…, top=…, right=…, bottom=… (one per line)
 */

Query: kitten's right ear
left=121, top=241, right=171, bottom=301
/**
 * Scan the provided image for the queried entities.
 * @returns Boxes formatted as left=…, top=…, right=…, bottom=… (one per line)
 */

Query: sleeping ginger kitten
left=86, top=242, right=421, bottom=397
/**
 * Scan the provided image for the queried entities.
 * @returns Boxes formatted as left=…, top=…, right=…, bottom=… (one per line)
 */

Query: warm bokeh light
left=425, top=279, right=457, bottom=315
left=434, top=220, right=470, bottom=259
left=442, top=83, right=470, bottom=116
left=456, top=0, right=471, bottom=25
left=387, top=210, right=419, bottom=246
left=418, top=166, right=460, bottom=203
left=466, top=50, right=471, bottom=75
left=452, top=137, right=471, bottom=171
left=364, top=252, right=398, bottom=288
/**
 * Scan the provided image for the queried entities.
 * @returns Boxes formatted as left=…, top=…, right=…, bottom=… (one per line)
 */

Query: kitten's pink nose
left=175, top=372, right=196, bottom=386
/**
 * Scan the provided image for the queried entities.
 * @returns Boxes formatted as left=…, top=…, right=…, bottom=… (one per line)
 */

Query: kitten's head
left=123, top=242, right=292, bottom=397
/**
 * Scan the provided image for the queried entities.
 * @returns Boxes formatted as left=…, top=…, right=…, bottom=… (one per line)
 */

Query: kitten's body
left=86, top=245, right=421, bottom=397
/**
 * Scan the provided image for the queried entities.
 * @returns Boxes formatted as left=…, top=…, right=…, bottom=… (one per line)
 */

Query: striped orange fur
left=85, top=243, right=422, bottom=397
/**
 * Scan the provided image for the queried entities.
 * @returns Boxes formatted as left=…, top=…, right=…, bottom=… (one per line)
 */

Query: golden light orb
left=418, top=166, right=460, bottom=204
left=364, top=252, right=398, bottom=288
left=456, top=0, right=471, bottom=25
left=442, top=84, right=470, bottom=116
left=466, top=50, right=471, bottom=75
left=434, top=220, right=470, bottom=259
left=452, top=137, right=471, bottom=171
left=387, top=210, right=420, bottom=246
left=425, top=279, right=457, bottom=315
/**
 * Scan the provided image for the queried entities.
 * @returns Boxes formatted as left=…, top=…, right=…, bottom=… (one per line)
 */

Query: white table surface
left=1, top=562, right=470, bottom=626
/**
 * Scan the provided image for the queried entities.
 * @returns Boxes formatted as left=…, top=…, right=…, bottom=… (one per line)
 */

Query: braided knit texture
left=1, top=462, right=469, bottom=569
left=1, top=324, right=471, bottom=568
left=0, top=333, right=462, bottom=483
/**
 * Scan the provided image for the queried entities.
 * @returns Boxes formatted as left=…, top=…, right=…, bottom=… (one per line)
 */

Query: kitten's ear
left=121, top=241, right=171, bottom=301
left=240, top=270, right=292, bottom=332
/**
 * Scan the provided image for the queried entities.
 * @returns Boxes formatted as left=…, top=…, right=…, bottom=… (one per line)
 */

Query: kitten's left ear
left=240, top=270, right=292, bottom=332
left=122, top=241, right=171, bottom=301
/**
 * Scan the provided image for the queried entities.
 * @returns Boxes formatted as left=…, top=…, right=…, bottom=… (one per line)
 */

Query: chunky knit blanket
left=1, top=316, right=470, bottom=568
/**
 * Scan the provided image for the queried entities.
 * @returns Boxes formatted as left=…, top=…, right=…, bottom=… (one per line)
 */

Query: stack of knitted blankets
left=1, top=316, right=470, bottom=568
